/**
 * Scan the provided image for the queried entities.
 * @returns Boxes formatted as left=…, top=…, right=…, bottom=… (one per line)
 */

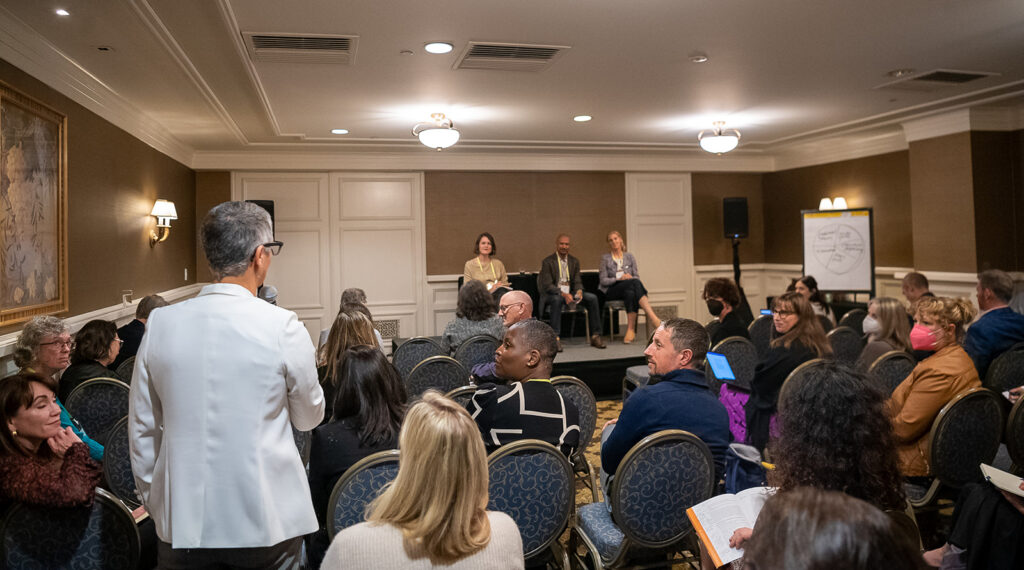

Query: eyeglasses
left=251, top=241, right=284, bottom=260
left=40, top=338, right=74, bottom=350
left=498, top=302, right=525, bottom=314
left=116, top=338, right=124, bottom=345
left=772, top=309, right=796, bottom=316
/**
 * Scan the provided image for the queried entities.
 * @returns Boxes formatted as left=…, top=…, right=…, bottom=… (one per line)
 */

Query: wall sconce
left=818, top=196, right=848, bottom=210
left=149, top=199, right=177, bottom=247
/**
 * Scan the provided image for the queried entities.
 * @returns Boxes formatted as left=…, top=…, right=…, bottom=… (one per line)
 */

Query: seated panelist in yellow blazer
left=463, top=232, right=511, bottom=301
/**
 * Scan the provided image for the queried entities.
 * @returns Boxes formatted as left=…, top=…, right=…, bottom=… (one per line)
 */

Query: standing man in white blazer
left=129, top=201, right=324, bottom=569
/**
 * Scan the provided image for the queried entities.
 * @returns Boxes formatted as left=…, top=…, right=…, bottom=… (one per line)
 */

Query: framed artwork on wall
left=0, top=81, right=68, bottom=326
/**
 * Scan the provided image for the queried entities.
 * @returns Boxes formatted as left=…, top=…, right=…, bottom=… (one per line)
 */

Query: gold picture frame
left=0, top=82, right=68, bottom=325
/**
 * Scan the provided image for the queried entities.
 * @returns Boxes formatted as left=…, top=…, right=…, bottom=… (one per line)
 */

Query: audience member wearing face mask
left=888, top=296, right=980, bottom=481
left=701, top=278, right=749, bottom=346
left=854, top=297, right=913, bottom=374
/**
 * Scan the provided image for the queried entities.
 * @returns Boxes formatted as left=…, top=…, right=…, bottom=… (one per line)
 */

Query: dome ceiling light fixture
left=698, top=121, right=741, bottom=154
left=412, top=113, right=460, bottom=150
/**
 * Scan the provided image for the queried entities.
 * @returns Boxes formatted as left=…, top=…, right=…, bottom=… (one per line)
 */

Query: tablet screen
left=760, top=309, right=772, bottom=316
left=706, top=352, right=736, bottom=381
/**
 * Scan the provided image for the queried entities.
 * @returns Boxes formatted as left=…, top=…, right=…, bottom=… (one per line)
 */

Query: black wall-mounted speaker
left=723, top=197, right=749, bottom=239
left=246, top=200, right=276, bottom=238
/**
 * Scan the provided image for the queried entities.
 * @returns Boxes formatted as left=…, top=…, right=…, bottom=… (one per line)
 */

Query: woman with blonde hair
left=599, top=230, right=661, bottom=343
left=890, top=296, right=980, bottom=479
left=744, top=292, right=832, bottom=452
left=318, top=303, right=380, bottom=422
left=855, top=297, right=913, bottom=373
left=322, top=391, right=523, bottom=569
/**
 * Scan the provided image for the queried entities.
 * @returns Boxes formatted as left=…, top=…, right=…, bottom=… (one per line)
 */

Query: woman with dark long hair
left=441, top=280, right=504, bottom=353
left=318, top=304, right=380, bottom=422
left=59, top=319, right=123, bottom=401
left=744, top=292, right=831, bottom=451
left=307, top=345, right=407, bottom=566
left=794, top=275, right=835, bottom=325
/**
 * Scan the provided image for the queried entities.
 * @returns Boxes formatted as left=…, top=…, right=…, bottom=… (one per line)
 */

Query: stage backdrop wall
left=424, top=171, right=626, bottom=275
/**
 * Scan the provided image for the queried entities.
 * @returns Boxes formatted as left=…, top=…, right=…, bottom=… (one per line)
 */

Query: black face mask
left=706, top=299, right=724, bottom=317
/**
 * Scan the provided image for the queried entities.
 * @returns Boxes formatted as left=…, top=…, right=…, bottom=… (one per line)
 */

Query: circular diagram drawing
left=812, top=224, right=865, bottom=274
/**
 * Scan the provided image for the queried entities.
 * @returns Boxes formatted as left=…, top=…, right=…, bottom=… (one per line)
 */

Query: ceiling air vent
left=874, top=69, right=998, bottom=92
left=455, top=41, right=570, bottom=72
left=242, top=32, right=358, bottom=64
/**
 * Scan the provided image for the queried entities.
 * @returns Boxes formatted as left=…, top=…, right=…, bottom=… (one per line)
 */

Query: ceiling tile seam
left=130, top=0, right=249, bottom=145
left=215, top=0, right=292, bottom=138
left=0, top=6, right=194, bottom=166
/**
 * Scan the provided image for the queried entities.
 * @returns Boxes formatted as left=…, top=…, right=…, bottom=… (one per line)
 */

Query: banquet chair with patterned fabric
left=984, top=341, right=1024, bottom=392
left=326, top=449, right=400, bottom=538
left=1006, top=397, right=1024, bottom=475
left=552, top=376, right=600, bottom=501
left=777, top=358, right=827, bottom=404
left=817, top=314, right=834, bottom=334
left=444, top=385, right=479, bottom=408
left=487, top=439, right=574, bottom=568
left=0, top=488, right=140, bottom=570
left=747, top=315, right=774, bottom=360
left=827, top=326, right=864, bottom=366
left=621, top=365, right=651, bottom=404
left=868, top=351, right=917, bottom=396
left=906, top=388, right=1004, bottom=510
left=707, top=336, right=758, bottom=393
left=405, top=356, right=469, bottom=400
left=102, top=417, right=141, bottom=509
left=452, top=334, right=500, bottom=370
left=392, top=337, right=444, bottom=380
left=292, top=426, right=312, bottom=466
left=839, top=308, right=867, bottom=337
left=115, top=355, right=136, bottom=384
left=64, top=377, right=130, bottom=446
left=571, top=430, right=715, bottom=569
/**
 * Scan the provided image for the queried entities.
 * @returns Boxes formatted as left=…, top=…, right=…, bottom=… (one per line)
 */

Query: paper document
left=686, top=486, right=774, bottom=567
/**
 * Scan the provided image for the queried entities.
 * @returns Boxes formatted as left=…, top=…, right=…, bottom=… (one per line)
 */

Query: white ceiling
left=3, top=0, right=1024, bottom=167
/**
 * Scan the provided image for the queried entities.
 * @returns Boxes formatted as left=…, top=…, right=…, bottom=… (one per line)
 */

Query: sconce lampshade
left=150, top=199, right=178, bottom=225
left=818, top=198, right=834, bottom=210
left=832, top=197, right=848, bottom=210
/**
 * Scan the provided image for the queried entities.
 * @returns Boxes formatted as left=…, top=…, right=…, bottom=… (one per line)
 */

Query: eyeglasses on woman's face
left=39, top=336, right=74, bottom=351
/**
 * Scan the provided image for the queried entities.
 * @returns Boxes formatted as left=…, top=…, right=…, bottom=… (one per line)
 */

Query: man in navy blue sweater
left=964, top=269, right=1024, bottom=380
left=600, top=318, right=731, bottom=482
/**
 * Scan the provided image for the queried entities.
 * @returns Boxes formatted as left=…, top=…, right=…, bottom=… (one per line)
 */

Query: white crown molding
left=969, top=106, right=1024, bottom=132
left=901, top=109, right=973, bottom=142
left=194, top=149, right=775, bottom=172
left=771, top=128, right=909, bottom=171
left=0, top=6, right=195, bottom=166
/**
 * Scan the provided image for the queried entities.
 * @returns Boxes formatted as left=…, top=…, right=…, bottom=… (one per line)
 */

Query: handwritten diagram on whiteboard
left=802, top=209, right=874, bottom=293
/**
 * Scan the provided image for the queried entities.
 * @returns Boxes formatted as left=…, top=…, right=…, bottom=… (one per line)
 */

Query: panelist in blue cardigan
left=600, top=318, right=731, bottom=481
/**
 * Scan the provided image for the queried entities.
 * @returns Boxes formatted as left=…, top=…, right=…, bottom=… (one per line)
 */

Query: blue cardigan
left=58, top=399, right=104, bottom=461
left=963, top=307, right=1024, bottom=380
left=601, top=368, right=730, bottom=479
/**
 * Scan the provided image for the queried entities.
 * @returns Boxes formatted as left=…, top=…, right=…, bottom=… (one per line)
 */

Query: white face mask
left=862, top=315, right=880, bottom=336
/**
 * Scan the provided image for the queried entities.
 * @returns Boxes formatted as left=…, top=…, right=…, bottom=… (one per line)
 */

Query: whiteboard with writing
left=801, top=209, right=874, bottom=293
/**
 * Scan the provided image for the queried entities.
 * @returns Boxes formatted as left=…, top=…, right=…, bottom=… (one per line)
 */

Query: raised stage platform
left=553, top=337, right=645, bottom=400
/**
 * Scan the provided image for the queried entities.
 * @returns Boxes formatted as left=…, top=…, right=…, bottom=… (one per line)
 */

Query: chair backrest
left=64, top=377, right=130, bottom=446
left=610, top=430, right=714, bottom=548
left=453, top=334, right=500, bottom=370
left=102, top=417, right=140, bottom=509
left=777, top=358, right=827, bottom=403
left=114, top=355, right=136, bottom=383
left=709, top=336, right=758, bottom=391
left=868, top=350, right=917, bottom=396
left=928, top=388, right=1004, bottom=488
left=827, top=326, right=864, bottom=365
left=405, top=356, right=469, bottom=399
left=747, top=316, right=774, bottom=360
left=392, top=337, right=444, bottom=379
left=817, top=314, right=834, bottom=333
left=1006, top=396, right=1024, bottom=470
left=552, top=376, right=597, bottom=457
left=0, top=488, right=140, bottom=569
left=444, top=385, right=478, bottom=408
left=487, top=440, right=574, bottom=559
left=327, top=449, right=400, bottom=538
left=839, top=308, right=867, bottom=337
left=984, top=341, right=1024, bottom=392
left=293, top=426, right=312, bottom=466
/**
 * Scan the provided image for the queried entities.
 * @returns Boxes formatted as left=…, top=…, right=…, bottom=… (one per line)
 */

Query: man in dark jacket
left=112, top=294, right=167, bottom=370
left=538, top=233, right=604, bottom=351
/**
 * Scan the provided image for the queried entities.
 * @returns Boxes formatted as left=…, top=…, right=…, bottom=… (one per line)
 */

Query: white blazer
left=129, top=283, right=324, bottom=548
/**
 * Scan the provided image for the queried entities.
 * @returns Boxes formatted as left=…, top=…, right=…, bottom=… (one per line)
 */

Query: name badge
left=615, top=270, right=624, bottom=279
left=560, top=284, right=570, bottom=294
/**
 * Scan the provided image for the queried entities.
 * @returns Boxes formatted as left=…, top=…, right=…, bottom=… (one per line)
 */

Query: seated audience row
left=440, top=280, right=504, bottom=353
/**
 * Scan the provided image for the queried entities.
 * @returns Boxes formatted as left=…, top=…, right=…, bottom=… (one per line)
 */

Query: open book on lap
left=687, top=486, right=774, bottom=567
left=980, top=463, right=1024, bottom=498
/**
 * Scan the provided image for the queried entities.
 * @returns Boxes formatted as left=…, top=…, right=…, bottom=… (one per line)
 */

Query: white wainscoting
left=626, top=173, right=696, bottom=320
left=426, top=275, right=461, bottom=336
left=234, top=172, right=332, bottom=342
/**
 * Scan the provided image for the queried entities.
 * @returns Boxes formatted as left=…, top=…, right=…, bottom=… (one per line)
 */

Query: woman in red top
left=0, top=372, right=101, bottom=510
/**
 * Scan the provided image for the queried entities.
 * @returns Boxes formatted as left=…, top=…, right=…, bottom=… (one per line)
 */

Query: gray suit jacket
left=538, top=253, right=583, bottom=296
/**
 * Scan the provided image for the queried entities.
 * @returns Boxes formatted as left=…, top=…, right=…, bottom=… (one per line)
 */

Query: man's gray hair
left=978, top=269, right=1014, bottom=303
left=136, top=294, right=168, bottom=320
left=13, top=315, right=68, bottom=368
left=201, top=201, right=273, bottom=281
left=662, top=317, right=710, bottom=364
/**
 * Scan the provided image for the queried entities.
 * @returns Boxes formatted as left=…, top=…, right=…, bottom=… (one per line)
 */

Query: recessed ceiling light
left=689, top=53, right=709, bottom=64
left=573, top=115, right=592, bottom=122
left=55, top=9, right=70, bottom=16
left=424, top=42, right=453, bottom=54
left=331, top=129, right=349, bottom=135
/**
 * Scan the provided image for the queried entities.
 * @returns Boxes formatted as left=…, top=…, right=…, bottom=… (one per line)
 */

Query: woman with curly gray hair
left=14, top=316, right=104, bottom=461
